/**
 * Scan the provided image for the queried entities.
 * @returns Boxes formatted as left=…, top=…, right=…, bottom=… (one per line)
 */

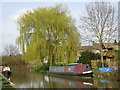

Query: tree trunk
left=100, top=49, right=104, bottom=67
left=49, top=46, right=52, bottom=66
left=117, top=49, right=120, bottom=81
left=100, top=42, right=104, bottom=67
left=52, top=54, right=55, bottom=66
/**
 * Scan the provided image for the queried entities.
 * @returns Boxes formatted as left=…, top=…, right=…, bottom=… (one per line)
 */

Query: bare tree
left=2, top=44, right=20, bottom=56
left=80, top=2, right=117, bottom=67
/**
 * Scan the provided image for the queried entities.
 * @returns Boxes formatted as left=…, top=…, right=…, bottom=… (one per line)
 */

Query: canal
left=10, top=65, right=119, bottom=88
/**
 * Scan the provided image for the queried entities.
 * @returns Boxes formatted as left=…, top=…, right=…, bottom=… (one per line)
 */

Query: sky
left=0, top=0, right=118, bottom=54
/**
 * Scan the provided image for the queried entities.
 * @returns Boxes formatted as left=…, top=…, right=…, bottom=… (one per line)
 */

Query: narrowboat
left=49, top=63, right=93, bottom=77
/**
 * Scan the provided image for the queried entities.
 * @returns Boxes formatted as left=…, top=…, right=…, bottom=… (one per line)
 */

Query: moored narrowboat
left=49, top=63, right=93, bottom=77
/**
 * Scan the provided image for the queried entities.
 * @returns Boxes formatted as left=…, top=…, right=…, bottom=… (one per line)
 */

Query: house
left=79, top=42, right=119, bottom=68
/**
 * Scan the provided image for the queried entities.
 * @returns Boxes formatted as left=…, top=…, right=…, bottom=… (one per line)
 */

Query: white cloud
left=10, top=8, right=33, bottom=22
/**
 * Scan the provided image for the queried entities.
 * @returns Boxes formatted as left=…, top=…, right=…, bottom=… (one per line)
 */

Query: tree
left=2, top=44, right=20, bottom=56
left=79, top=50, right=101, bottom=66
left=16, top=5, right=80, bottom=66
left=80, top=2, right=117, bottom=67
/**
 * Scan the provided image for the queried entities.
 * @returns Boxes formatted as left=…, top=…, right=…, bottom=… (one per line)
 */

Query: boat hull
left=49, top=71, right=93, bottom=77
left=49, top=72, right=93, bottom=77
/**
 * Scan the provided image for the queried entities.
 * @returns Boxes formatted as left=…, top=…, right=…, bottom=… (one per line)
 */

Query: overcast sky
left=0, top=0, right=118, bottom=54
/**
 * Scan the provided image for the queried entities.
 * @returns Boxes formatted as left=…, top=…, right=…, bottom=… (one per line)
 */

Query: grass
left=0, top=74, right=15, bottom=89
left=92, top=68, right=99, bottom=76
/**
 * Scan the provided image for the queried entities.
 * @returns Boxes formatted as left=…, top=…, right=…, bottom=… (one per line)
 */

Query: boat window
left=86, top=65, right=89, bottom=68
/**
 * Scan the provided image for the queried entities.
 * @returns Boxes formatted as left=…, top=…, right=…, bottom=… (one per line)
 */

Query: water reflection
left=10, top=66, right=120, bottom=88
left=93, top=79, right=119, bottom=88
left=10, top=66, right=93, bottom=88
left=47, top=75, right=93, bottom=88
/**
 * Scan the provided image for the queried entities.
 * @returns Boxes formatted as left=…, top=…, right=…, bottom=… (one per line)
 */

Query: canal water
left=10, top=66, right=120, bottom=88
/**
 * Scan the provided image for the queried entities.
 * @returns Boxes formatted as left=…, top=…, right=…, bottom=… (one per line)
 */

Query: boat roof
left=68, top=63, right=80, bottom=65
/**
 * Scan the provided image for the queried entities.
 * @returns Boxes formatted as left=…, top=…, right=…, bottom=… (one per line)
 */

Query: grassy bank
left=0, top=75, right=15, bottom=89
left=92, top=68, right=118, bottom=80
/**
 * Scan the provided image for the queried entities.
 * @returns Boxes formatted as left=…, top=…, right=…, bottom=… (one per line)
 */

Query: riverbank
left=0, top=74, right=16, bottom=89
left=92, top=68, right=118, bottom=81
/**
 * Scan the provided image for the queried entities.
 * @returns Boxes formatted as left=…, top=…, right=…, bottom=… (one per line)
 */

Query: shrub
left=79, top=50, right=101, bottom=66
left=32, top=65, right=49, bottom=72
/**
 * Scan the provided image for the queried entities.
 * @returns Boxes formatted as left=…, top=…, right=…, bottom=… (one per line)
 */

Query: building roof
left=79, top=46, right=94, bottom=50
left=79, top=43, right=118, bottom=51
left=93, top=43, right=118, bottom=50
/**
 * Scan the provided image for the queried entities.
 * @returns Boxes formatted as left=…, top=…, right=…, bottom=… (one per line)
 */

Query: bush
left=79, top=50, right=101, bottom=66
left=32, top=65, right=49, bottom=72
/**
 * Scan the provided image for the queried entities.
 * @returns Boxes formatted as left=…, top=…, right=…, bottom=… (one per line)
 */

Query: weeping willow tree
left=16, top=5, right=80, bottom=66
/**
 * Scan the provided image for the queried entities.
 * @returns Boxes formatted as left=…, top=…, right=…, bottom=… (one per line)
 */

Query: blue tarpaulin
left=99, top=67, right=118, bottom=73
left=100, top=80, right=111, bottom=83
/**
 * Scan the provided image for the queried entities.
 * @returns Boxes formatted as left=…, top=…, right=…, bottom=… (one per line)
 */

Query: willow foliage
left=16, top=5, right=80, bottom=66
